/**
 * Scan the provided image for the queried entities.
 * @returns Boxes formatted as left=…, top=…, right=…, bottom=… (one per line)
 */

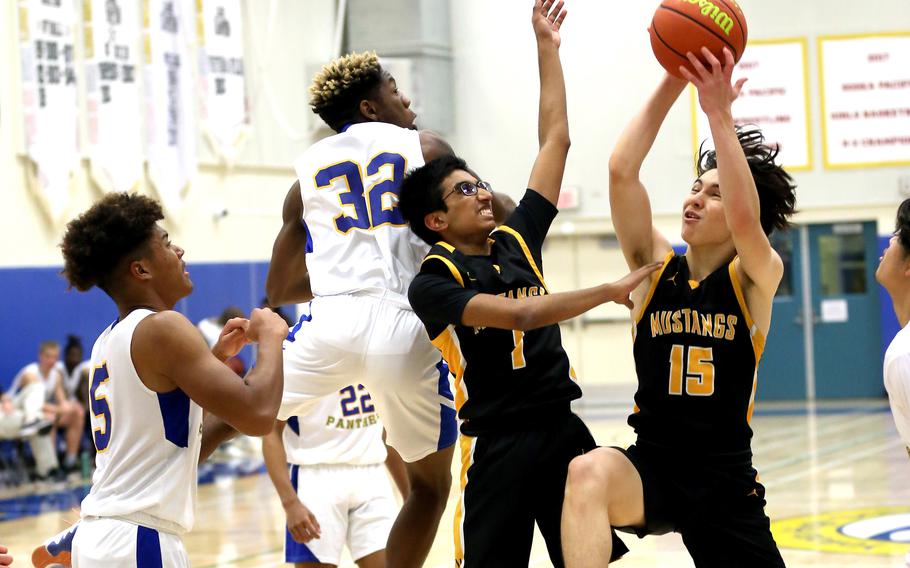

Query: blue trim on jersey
left=287, top=416, right=300, bottom=435
left=46, top=524, right=78, bottom=556
left=136, top=526, right=163, bottom=567
left=303, top=220, right=314, bottom=253
left=286, top=310, right=313, bottom=343
left=339, top=123, right=353, bottom=133
left=436, top=359, right=454, bottom=401
left=438, top=404, right=457, bottom=450
left=290, top=463, right=299, bottom=490
left=157, top=388, right=191, bottom=448
left=286, top=528, right=321, bottom=563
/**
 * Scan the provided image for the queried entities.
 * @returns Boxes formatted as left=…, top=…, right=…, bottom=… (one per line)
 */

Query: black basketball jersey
left=409, top=190, right=582, bottom=435
left=629, top=253, right=765, bottom=457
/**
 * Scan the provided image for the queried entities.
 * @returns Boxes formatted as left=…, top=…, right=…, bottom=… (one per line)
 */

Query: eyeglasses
left=442, top=180, right=493, bottom=201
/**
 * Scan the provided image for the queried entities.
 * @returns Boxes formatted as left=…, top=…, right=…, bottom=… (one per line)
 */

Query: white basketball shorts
left=279, top=293, right=457, bottom=462
left=285, top=462, right=397, bottom=565
left=72, top=517, right=188, bottom=568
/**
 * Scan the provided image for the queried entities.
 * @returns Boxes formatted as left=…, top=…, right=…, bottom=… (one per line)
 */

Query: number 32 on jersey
left=315, top=153, right=407, bottom=233
left=668, top=344, right=714, bottom=396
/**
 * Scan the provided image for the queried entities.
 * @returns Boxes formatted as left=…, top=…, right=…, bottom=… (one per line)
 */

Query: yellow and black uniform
left=619, top=253, right=785, bottom=567
left=409, top=189, right=627, bottom=567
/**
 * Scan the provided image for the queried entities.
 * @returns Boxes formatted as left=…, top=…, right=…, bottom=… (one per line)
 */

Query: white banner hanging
left=19, top=0, right=79, bottom=225
left=197, top=0, right=248, bottom=163
left=692, top=39, right=812, bottom=172
left=84, top=0, right=143, bottom=193
left=144, top=0, right=197, bottom=213
left=819, top=33, right=910, bottom=169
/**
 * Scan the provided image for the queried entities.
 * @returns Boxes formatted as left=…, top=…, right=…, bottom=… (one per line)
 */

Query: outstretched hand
left=605, top=262, right=664, bottom=310
left=532, top=0, right=567, bottom=49
left=680, top=47, right=747, bottom=118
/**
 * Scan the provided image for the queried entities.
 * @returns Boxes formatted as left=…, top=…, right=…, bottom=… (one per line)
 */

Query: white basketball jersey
left=294, top=122, right=429, bottom=298
left=11, top=362, right=62, bottom=402
left=80, top=309, right=203, bottom=535
left=283, top=386, right=387, bottom=466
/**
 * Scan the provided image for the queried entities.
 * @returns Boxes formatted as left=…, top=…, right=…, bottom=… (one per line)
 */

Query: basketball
left=649, top=0, right=748, bottom=77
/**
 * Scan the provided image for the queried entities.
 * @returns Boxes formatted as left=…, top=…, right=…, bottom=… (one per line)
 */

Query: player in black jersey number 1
left=561, top=48, right=797, bottom=567
left=399, top=1, right=660, bottom=566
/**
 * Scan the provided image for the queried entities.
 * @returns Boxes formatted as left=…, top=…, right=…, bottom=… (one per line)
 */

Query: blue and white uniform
left=73, top=309, right=202, bottom=567
left=283, top=389, right=396, bottom=565
left=279, top=122, right=456, bottom=462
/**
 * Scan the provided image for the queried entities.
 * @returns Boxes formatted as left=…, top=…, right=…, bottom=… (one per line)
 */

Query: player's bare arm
left=132, top=308, right=288, bottom=436
left=608, top=74, right=686, bottom=271
left=262, top=419, right=322, bottom=543
left=681, top=47, right=783, bottom=333
left=266, top=180, right=313, bottom=307
left=460, top=262, right=661, bottom=331
left=526, top=0, right=570, bottom=208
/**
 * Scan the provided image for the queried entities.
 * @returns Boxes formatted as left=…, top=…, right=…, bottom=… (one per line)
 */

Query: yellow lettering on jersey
left=701, top=313, right=713, bottom=338
left=671, top=311, right=683, bottom=333
left=691, top=310, right=702, bottom=335
left=713, top=314, right=726, bottom=338
left=649, top=310, right=737, bottom=341
left=725, top=315, right=738, bottom=340
left=325, top=416, right=335, bottom=426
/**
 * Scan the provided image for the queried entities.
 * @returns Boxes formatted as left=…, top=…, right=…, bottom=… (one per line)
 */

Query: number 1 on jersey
left=668, top=344, right=714, bottom=396
left=512, top=330, right=526, bottom=370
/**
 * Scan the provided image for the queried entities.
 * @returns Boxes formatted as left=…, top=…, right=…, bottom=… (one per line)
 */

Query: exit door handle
left=794, top=311, right=820, bottom=326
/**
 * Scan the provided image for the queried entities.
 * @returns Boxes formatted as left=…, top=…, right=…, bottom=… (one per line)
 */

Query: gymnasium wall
left=1, top=0, right=909, bottom=390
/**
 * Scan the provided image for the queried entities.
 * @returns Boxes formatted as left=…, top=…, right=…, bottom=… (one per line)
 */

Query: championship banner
left=144, top=0, right=197, bottom=213
left=819, top=32, right=910, bottom=169
left=19, top=0, right=79, bottom=225
left=84, top=0, right=143, bottom=193
left=692, top=39, right=812, bottom=172
left=197, top=0, right=248, bottom=163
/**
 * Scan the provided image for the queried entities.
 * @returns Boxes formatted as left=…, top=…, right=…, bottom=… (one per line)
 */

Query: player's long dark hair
left=697, top=126, right=797, bottom=236
left=61, top=193, right=163, bottom=292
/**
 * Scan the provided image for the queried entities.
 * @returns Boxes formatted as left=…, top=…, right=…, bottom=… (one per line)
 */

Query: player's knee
left=408, top=468, right=451, bottom=505
left=566, top=452, right=610, bottom=495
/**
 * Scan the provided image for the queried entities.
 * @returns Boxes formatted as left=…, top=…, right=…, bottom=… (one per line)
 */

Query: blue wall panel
left=0, top=262, right=277, bottom=391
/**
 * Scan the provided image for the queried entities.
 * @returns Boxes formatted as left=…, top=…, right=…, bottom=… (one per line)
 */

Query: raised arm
left=526, top=0, right=570, bottom=207
left=680, top=48, right=783, bottom=296
left=133, top=308, right=288, bottom=436
left=266, top=181, right=312, bottom=306
left=608, top=74, right=686, bottom=270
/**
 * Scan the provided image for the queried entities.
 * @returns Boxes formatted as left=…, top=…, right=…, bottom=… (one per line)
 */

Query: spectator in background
left=198, top=306, right=246, bottom=348
left=58, top=335, right=94, bottom=464
left=1, top=369, right=57, bottom=481
left=12, top=341, right=85, bottom=474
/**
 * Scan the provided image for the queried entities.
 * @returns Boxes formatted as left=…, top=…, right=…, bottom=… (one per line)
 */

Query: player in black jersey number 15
left=561, top=48, right=797, bottom=567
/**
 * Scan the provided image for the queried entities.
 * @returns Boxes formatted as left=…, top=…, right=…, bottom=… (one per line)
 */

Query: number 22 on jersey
left=668, top=345, right=714, bottom=396
left=90, top=362, right=112, bottom=452
left=315, top=152, right=407, bottom=233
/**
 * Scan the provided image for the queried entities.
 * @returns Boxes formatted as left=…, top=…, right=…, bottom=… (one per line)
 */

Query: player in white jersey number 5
left=56, top=193, right=288, bottom=567
left=266, top=52, right=508, bottom=567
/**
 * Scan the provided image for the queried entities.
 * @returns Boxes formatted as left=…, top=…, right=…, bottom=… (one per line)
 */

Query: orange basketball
left=649, top=0, right=748, bottom=78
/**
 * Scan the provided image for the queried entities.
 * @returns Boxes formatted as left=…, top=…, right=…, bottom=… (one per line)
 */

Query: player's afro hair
left=697, top=126, right=797, bottom=236
left=309, top=51, right=384, bottom=132
left=60, top=193, right=163, bottom=292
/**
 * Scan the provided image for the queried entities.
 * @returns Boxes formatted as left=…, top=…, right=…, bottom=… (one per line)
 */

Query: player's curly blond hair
left=309, top=51, right=384, bottom=132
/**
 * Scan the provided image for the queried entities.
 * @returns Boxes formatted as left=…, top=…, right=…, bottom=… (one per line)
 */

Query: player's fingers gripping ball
left=649, top=0, right=748, bottom=77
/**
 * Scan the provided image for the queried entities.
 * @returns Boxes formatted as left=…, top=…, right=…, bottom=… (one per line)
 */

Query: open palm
left=532, top=0, right=567, bottom=49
